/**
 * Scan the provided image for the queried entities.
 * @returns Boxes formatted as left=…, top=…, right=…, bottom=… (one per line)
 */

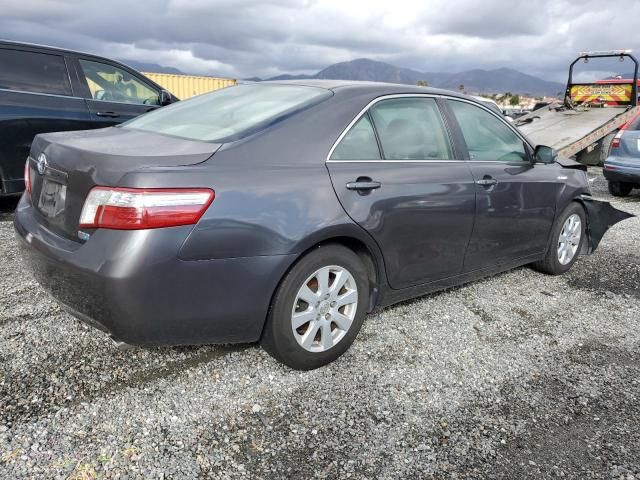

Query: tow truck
left=517, top=50, right=640, bottom=165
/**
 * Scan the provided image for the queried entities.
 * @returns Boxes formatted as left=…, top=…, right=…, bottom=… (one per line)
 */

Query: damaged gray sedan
left=14, top=81, right=633, bottom=370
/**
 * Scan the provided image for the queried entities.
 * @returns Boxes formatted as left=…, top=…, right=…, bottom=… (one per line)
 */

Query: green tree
left=509, top=94, right=520, bottom=106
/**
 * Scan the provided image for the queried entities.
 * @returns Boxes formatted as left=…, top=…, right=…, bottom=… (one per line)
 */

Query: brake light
left=24, top=158, right=31, bottom=195
left=611, top=131, right=623, bottom=149
left=79, top=187, right=214, bottom=230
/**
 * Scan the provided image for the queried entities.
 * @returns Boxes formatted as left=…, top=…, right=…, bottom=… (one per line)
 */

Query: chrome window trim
left=326, top=93, right=534, bottom=164
left=327, top=159, right=466, bottom=164
left=0, top=87, right=78, bottom=99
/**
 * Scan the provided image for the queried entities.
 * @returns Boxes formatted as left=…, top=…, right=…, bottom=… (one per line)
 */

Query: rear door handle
left=96, top=111, right=120, bottom=118
left=476, top=177, right=498, bottom=186
left=346, top=179, right=381, bottom=191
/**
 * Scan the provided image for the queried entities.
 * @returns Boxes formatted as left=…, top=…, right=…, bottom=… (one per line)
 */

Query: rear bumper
left=13, top=196, right=295, bottom=346
left=603, top=162, right=640, bottom=185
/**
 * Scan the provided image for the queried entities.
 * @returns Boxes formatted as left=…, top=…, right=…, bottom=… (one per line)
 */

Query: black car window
left=0, top=48, right=71, bottom=96
left=331, top=114, right=381, bottom=160
left=449, top=100, right=527, bottom=162
left=78, top=59, right=160, bottom=105
left=369, top=98, right=452, bottom=160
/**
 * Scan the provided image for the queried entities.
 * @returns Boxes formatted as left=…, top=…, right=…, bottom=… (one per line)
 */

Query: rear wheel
left=261, top=244, right=369, bottom=370
left=532, top=202, right=586, bottom=275
left=608, top=180, right=633, bottom=197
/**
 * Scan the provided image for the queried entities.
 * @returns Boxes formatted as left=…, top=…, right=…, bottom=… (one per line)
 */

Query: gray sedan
left=14, top=81, right=631, bottom=369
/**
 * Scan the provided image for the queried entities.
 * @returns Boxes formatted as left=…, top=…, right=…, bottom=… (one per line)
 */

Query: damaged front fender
left=579, top=195, right=635, bottom=254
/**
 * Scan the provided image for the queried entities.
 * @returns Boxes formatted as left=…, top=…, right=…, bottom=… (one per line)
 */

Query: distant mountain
left=250, top=58, right=563, bottom=96
left=119, top=60, right=184, bottom=75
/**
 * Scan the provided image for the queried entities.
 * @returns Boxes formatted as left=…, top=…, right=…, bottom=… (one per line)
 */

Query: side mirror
left=158, top=89, right=173, bottom=106
left=534, top=145, right=558, bottom=164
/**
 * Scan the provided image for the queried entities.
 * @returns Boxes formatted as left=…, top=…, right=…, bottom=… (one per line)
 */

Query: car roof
left=264, top=78, right=470, bottom=99
left=0, top=39, right=140, bottom=69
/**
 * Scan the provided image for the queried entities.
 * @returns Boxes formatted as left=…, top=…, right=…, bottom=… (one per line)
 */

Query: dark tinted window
left=0, top=48, right=71, bottom=95
left=449, top=100, right=527, bottom=162
left=331, top=114, right=381, bottom=160
left=369, top=98, right=452, bottom=160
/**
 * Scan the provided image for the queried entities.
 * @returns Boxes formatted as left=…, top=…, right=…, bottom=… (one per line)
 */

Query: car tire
left=608, top=181, right=633, bottom=197
left=532, top=202, right=586, bottom=275
left=261, top=244, right=369, bottom=370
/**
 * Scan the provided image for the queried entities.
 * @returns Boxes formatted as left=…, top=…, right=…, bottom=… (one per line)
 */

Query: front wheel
left=261, top=244, right=369, bottom=370
left=608, top=181, right=633, bottom=197
left=532, top=202, right=586, bottom=275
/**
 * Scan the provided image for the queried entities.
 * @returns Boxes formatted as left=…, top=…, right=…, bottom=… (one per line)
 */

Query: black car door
left=72, top=57, right=162, bottom=127
left=444, top=98, right=562, bottom=271
left=0, top=47, right=91, bottom=194
left=326, top=96, right=476, bottom=290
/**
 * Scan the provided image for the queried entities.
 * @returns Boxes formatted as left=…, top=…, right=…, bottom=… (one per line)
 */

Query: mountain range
left=250, top=58, right=564, bottom=96
left=122, top=57, right=565, bottom=96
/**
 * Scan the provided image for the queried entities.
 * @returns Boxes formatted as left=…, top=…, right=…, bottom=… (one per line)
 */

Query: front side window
left=331, top=114, right=381, bottom=160
left=78, top=59, right=159, bottom=105
left=0, top=48, right=71, bottom=95
left=122, top=84, right=331, bottom=143
left=369, top=98, right=453, bottom=160
left=449, top=100, right=528, bottom=162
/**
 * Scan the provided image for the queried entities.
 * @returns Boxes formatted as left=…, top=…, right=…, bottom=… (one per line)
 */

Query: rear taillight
left=24, top=158, right=31, bottom=195
left=611, top=131, right=622, bottom=149
left=79, top=187, right=214, bottom=230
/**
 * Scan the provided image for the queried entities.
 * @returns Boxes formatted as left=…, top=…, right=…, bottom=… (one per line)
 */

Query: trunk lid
left=28, top=127, right=220, bottom=241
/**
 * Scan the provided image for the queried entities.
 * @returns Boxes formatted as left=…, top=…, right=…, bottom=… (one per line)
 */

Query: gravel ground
left=1, top=169, right=639, bottom=479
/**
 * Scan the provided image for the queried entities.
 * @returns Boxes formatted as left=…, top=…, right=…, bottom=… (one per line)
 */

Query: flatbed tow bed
left=518, top=50, right=639, bottom=164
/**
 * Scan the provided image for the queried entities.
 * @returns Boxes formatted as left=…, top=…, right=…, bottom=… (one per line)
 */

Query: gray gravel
left=1, top=169, right=639, bottom=479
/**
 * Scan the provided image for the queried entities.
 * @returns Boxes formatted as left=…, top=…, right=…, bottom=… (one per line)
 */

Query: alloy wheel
left=557, top=213, right=582, bottom=265
left=291, top=265, right=358, bottom=353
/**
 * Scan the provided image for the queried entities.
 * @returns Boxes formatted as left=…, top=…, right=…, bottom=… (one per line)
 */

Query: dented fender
left=579, top=195, right=635, bottom=254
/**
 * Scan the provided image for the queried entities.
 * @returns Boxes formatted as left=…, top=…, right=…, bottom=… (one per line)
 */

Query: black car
left=14, top=81, right=632, bottom=370
left=0, top=40, right=177, bottom=195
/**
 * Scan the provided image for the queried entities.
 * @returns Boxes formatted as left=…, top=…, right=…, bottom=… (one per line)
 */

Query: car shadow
left=0, top=196, right=19, bottom=222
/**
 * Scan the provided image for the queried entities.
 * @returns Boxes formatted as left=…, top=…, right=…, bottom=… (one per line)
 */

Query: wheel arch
left=261, top=226, right=387, bottom=339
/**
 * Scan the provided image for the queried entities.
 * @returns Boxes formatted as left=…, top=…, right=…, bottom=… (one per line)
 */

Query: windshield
left=121, top=84, right=331, bottom=142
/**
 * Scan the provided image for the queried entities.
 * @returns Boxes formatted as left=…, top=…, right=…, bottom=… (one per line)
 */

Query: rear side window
left=0, top=48, right=71, bottom=95
left=448, top=100, right=527, bottom=162
left=122, top=84, right=331, bottom=143
left=331, top=114, right=381, bottom=160
left=369, top=98, right=453, bottom=160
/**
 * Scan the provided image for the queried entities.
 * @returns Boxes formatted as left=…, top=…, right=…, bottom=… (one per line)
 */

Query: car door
left=326, top=96, right=476, bottom=290
left=73, top=57, right=162, bottom=127
left=444, top=98, right=561, bottom=271
left=0, top=47, right=91, bottom=194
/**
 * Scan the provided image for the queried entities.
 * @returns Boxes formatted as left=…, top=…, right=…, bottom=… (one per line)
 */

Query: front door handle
left=476, top=177, right=498, bottom=187
left=96, top=111, right=120, bottom=118
left=346, top=178, right=381, bottom=191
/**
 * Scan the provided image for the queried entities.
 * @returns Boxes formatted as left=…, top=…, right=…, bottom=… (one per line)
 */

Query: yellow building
left=142, top=72, right=236, bottom=100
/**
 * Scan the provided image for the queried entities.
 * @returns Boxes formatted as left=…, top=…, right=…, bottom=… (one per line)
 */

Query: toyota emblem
left=37, top=153, right=48, bottom=175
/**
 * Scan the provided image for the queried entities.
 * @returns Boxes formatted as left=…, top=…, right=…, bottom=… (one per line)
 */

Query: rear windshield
left=121, top=84, right=331, bottom=142
left=627, top=114, right=640, bottom=131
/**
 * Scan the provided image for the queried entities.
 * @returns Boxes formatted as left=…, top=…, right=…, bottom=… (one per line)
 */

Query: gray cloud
left=1, top=0, right=638, bottom=81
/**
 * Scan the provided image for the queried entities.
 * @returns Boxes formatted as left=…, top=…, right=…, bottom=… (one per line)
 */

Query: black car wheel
left=608, top=181, right=633, bottom=197
left=261, top=244, right=369, bottom=370
left=532, top=202, right=586, bottom=275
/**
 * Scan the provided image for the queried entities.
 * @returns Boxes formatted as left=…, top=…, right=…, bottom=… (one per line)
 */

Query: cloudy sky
left=1, top=0, right=638, bottom=81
